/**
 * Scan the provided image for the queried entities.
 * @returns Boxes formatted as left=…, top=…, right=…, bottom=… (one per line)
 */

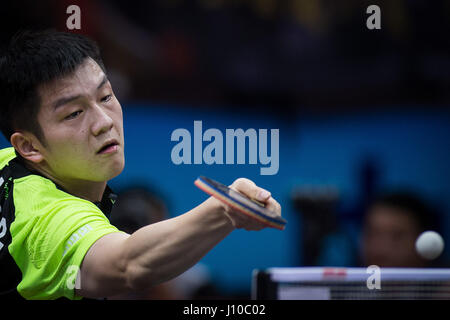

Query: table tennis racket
left=194, top=176, right=286, bottom=230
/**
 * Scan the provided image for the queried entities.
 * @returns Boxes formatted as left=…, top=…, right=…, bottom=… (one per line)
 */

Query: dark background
left=1, top=0, right=449, bottom=298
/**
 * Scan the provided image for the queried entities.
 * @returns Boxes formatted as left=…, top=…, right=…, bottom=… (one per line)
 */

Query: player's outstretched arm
left=76, top=178, right=282, bottom=298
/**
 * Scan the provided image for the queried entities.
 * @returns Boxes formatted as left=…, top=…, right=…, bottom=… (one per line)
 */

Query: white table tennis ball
left=415, top=231, right=445, bottom=260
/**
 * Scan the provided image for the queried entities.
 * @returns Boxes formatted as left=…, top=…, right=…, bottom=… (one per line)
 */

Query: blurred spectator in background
left=2, top=0, right=448, bottom=110
left=108, top=186, right=221, bottom=300
left=109, top=186, right=167, bottom=234
left=360, top=191, right=442, bottom=268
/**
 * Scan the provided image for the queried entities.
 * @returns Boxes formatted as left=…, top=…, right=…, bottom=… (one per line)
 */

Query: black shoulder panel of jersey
left=0, top=158, right=35, bottom=299
left=0, top=158, right=117, bottom=299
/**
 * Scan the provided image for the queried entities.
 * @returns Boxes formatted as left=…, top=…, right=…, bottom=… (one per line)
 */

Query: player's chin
left=110, top=161, right=125, bottom=178
left=95, top=160, right=125, bottom=181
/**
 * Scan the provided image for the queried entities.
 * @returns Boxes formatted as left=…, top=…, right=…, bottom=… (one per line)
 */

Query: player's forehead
left=367, top=205, right=418, bottom=230
left=38, top=58, right=106, bottom=110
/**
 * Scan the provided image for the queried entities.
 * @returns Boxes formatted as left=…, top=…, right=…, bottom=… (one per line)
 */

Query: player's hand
left=223, top=178, right=282, bottom=231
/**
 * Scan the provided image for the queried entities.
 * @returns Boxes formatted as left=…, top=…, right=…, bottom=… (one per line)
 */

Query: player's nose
left=91, top=105, right=114, bottom=136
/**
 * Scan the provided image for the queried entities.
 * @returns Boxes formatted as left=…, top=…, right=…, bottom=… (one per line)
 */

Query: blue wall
left=96, top=105, right=450, bottom=293
left=2, top=105, right=449, bottom=293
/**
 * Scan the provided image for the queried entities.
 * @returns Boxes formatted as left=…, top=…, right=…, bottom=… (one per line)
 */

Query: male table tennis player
left=0, top=30, right=282, bottom=300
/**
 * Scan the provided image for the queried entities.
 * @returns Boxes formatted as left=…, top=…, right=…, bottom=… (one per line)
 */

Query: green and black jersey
left=0, top=147, right=122, bottom=299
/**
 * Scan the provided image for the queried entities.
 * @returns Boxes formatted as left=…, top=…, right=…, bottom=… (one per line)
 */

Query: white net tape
left=253, top=268, right=450, bottom=300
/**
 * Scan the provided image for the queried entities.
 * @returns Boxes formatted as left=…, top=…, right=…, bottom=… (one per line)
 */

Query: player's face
left=36, top=58, right=125, bottom=182
left=362, top=205, right=425, bottom=268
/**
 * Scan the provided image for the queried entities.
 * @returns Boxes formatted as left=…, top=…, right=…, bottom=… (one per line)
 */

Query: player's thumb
left=255, top=188, right=271, bottom=202
left=231, top=178, right=271, bottom=202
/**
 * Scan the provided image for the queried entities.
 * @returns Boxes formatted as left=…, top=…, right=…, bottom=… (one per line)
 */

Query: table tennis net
left=252, top=267, right=450, bottom=300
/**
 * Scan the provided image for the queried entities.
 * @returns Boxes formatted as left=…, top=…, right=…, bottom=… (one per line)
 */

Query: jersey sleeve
left=9, top=175, right=123, bottom=300
left=0, top=147, right=16, bottom=169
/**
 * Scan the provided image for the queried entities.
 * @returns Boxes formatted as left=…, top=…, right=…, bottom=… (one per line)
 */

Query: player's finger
left=230, top=178, right=271, bottom=203
left=224, top=205, right=266, bottom=230
left=264, top=197, right=282, bottom=217
left=238, top=214, right=266, bottom=231
left=237, top=217, right=263, bottom=231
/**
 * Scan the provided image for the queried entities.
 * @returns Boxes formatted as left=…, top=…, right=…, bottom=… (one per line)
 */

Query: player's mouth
left=97, top=139, right=119, bottom=154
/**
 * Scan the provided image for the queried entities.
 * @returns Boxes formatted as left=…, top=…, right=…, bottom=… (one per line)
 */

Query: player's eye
left=65, top=110, right=83, bottom=120
left=101, top=94, right=112, bottom=103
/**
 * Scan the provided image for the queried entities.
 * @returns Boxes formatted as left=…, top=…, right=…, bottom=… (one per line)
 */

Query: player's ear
left=10, top=132, right=45, bottom=163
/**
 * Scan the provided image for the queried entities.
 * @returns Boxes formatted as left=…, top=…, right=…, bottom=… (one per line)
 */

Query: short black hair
left=368, top=191, right=440, bottom=233
left=0, top=29, right=106, bottom=144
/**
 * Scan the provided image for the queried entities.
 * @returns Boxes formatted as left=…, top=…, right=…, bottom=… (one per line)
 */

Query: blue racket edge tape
left=194, top=176, right=286, bottom=230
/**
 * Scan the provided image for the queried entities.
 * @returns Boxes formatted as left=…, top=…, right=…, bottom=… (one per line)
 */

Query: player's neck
left=24, top=160, right=107, bottom=202
left=55, top=179, right=107, bottom=203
